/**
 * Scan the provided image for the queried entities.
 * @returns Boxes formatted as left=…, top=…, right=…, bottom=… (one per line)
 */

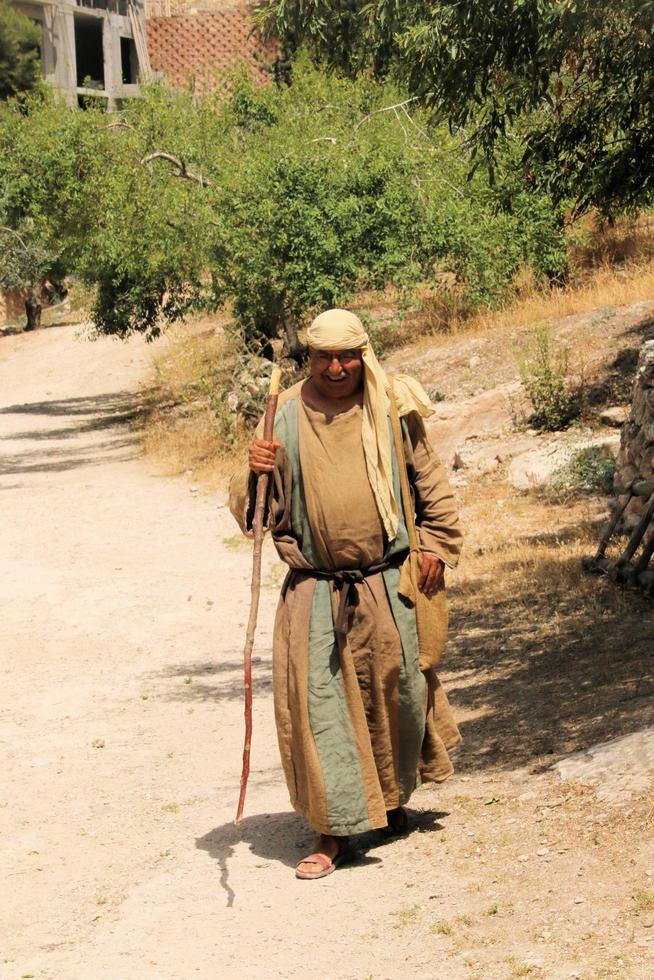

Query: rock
left=553, top=727, right=654, bottom=805
left=599, top=406, right=629, bottom=427
left=611, top=338, right=654, bottom=532
left=425, top=383, right=520, bottom=465
left=452, top=445, right=502, bottom=474
left=508, top=432, right=619, bottom=491
left=614, top=464, right=640, bottom=493
left=469, top=355, right=481, bottom=369
left=508, top=449, right=557, bottom=490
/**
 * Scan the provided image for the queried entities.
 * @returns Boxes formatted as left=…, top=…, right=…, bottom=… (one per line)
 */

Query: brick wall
left=146, top=5, right=279, bottom=93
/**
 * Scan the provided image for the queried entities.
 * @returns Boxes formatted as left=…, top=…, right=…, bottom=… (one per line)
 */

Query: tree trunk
left=24, top=286, right=42, bottom=331
left=281, top=314, right=306, bottom=364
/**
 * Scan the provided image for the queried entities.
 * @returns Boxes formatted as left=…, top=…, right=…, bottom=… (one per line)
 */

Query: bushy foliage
left=0, top=0, right=41, bottom=101
left=0, top=61, right=569, bottom=342
left=210, top=67, right=568, bottom=346
left=0, top=91, right=107, bottom=324
left=257, top=1, right=654, bottom=217
left=551, top=446, right=616, bottom=494
left=516, top=325, right=579, bottom=432
left=80, top=86, right=223, bottom=339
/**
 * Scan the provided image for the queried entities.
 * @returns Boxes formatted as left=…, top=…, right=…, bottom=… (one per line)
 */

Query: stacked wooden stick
left=584, top=332, right=654, bottom=596
left=583, top=479, right=654, bottom=595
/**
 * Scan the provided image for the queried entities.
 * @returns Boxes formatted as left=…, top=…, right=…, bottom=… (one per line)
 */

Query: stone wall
left=613, top=329, right=654, bottom=530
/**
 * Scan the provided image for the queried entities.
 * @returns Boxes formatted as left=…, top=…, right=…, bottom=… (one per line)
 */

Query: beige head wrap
left=306, top=308, right=432, bottom=541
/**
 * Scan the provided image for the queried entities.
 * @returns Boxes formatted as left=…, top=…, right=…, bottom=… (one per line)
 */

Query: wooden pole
left=616, top=490, right=654, bottom=567
left=635, top=525, right=654, bottom=573
left=235, top=367, right=281, bottom=826
left=594, top=489, right=633, bottom=560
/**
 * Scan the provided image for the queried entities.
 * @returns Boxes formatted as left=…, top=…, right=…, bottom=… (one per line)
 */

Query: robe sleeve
left=403, top=411, right=463, bottom=569
left=228, top=381, right=306, bottom=536
left=228, top=465, right=258, bottom=537
left=228, top=441, right=292, bottom=537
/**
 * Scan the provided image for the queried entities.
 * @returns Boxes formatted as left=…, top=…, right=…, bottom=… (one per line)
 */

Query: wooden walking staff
left=235, top=365, right=282, bottom=825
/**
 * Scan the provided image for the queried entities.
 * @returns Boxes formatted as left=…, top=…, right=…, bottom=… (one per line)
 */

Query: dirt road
left=1, top=324, right=653, bottom=980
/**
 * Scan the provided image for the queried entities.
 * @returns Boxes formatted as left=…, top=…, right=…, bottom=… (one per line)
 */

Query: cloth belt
left=286, top=554, right=407, bottom=635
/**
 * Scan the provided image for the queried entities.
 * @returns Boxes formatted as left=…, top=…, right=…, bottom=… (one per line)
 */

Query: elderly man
left=229, top=308, right=462, bottom=879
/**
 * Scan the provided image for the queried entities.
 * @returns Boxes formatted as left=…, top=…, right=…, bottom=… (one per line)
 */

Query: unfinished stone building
left=11, top=0, right=150, bottom=109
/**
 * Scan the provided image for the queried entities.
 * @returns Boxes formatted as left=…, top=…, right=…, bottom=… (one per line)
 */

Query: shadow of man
left=197, top=807, right=448, bottom=906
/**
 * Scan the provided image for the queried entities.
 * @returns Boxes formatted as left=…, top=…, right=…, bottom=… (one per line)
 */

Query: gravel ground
left=1, top=323, right=653, bottom=980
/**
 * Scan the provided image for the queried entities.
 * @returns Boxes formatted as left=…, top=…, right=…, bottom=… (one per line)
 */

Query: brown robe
left=230, top=380, right=463, bottom=835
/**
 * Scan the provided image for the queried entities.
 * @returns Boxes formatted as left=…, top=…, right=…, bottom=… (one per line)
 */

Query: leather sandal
left=295, top=837, right=353, bottom=880
left=380, top=806, right=409, bottom=837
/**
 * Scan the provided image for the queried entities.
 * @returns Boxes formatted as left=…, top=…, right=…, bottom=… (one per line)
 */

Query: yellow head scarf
left=306, top=308, right=433, bottom=541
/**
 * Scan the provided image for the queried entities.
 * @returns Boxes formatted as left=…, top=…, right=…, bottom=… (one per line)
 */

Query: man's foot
left=295, top=834, right=352, bottom=880
left=381, top=806, right=409, bottom=837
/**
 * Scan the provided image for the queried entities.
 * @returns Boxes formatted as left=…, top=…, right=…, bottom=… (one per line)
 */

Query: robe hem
left=288, top=798, right=389, bottom=836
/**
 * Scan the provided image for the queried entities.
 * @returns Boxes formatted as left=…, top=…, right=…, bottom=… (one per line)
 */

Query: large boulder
left=508, top=432, right=620, bottom=491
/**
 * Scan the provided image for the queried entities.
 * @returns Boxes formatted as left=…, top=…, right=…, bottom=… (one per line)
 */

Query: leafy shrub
left=0, top=59, right=569, bottom=343
left=551, top=446, right=616, bottom=494
left=516, top=325, right=579, bottom=431
left=0, top=0, right=41, bottom=100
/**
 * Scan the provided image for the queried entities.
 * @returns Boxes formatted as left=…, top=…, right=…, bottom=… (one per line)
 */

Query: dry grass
left=141, top=325, right=251, bottom=486
left=632, top=890, right=654, bottom=913
left=443, top=478, right=654, bottom=773
left=467, top=261, right=654, bottom=339
left=141, top=213, right=654, bottom=483
left=397, top=213, right=654, bottom=352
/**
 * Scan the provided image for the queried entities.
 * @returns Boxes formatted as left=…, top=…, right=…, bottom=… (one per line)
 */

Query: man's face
left=308, top=347, right=364, bottom=400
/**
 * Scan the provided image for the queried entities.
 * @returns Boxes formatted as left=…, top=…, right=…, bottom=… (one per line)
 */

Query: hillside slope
left=1, top=307, right=653, bottom=979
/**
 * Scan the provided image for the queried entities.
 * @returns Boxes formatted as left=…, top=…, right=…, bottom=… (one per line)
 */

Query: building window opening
left=120, top=37, right=138, bottom=85
left=74, top=16, right=105, bottom=90
left=77, top=92, right=108, bottom=110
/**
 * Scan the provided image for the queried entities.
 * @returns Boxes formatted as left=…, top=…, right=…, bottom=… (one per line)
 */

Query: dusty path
left=0, top=325, right=462, bottom=980
left=1, top=325, right=653, bottom=980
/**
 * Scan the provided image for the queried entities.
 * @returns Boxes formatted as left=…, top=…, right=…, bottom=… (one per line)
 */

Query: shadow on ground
left=197, top=807, right=447, bottom=906
left=446, top=547, right=654, bottom=775
left=0, top=392, right=144, bottom=474
left=151, top=656, right=273, bottom=703
left=0, top=391, right=138, bottom=419
left=0, top=438, right=139, bottom=475
left=584, top=313, right=654, bottom=407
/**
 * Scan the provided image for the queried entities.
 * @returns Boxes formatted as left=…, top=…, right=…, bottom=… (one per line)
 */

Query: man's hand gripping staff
left=235, top=366, right=281, bottom=826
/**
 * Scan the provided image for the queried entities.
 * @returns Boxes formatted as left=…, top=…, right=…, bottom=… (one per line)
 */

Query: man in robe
left=229, top=308, right=463, bottom=879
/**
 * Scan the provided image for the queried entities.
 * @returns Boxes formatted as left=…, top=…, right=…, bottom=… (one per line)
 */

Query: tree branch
left=140, top=152, right=210, bottom=187
left=353, top=95, right=427, bottom=132
left=107, top=119, right=144, bottom=138
left=0, top=225, right=30, bottom=253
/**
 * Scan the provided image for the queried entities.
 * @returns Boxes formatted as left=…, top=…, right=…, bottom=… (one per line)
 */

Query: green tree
left=0, top=0, right=41, bottom=100
left=0, top=91, right=106, bottom=327
left=256, top=0, right=654, bottom=216
left=0, top=222, right=57, bottom=329
left=0, top=65, right=568, bottom=344
left=80, top=83, right=224, bottom=341
left=201, top=66, right=566, bottom=353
